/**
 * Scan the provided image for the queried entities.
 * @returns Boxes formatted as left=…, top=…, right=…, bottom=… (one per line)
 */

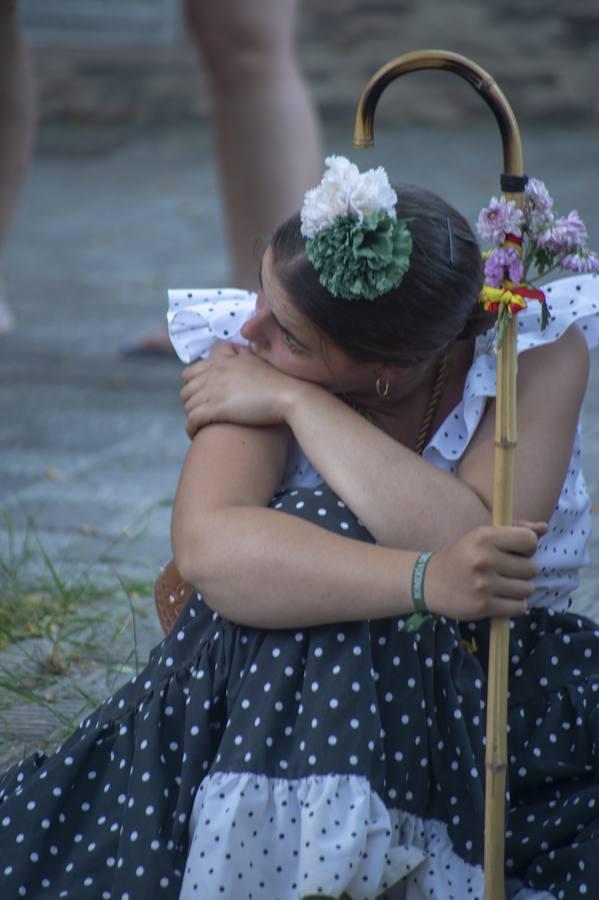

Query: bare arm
left=281, top=326, right=589, bottom=548
left=458, top=324, right=589, bottom=522
left=281, top=383, right=489, bottom=550
left=171, top=420, right=538, bottom=629
left=170, top=420, right=421, bottom=627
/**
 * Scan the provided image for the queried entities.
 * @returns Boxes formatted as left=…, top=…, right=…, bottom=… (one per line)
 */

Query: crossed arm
left=171, top=421, right=425, bottom=627
left=171, top=326, right=588, bottom=627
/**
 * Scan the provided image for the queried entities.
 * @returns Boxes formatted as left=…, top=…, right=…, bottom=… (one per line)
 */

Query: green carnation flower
left=305, top=211, right=412, bottom=301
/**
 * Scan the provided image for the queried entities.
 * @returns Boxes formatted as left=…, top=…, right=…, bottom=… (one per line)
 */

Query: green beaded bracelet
left=411, top=551, right=433, bottom=614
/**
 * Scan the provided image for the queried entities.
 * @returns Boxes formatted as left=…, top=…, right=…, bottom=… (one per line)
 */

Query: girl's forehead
left=261, top=249, right=319, bottom=346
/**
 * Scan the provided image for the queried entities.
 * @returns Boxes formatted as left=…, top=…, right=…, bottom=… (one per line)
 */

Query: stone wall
left=23, top=0, right=599, bottom=126
left=300, top=0, right=599, bottom=125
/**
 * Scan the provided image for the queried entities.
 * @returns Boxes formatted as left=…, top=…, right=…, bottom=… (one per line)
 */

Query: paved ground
left=1, top=119, right=598, bottom=764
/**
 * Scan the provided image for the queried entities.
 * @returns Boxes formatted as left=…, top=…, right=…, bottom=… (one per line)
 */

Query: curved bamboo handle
left=353, top=49, right=523, bottom=177
left=352, top=49, right=524, bottom=900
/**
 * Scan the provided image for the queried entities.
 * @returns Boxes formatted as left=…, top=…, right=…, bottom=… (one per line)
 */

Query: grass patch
left=0, top=509, right=158, bottom=766
left=0, top=509, right=152, bottom=654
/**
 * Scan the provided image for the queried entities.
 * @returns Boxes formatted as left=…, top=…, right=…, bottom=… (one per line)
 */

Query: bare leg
left=186, top=0, right=322, bottom=289
left=123, top=0, right=322, bottom=355
left=0, top=2, right=36, bottom=332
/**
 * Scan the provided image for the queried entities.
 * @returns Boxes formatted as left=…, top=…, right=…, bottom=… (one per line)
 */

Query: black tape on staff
left=500, top=174, right=529, bottom=193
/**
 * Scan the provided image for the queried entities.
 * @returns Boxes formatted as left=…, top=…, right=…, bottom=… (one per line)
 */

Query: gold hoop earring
left=375, top=376, right=390, bottom=398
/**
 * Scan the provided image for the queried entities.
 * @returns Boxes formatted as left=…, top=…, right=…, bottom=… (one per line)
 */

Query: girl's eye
left=282, top=330, right=301, bottom=353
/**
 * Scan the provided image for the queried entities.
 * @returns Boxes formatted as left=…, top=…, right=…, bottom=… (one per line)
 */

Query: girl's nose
left=240, top=305, right=271, bottom=347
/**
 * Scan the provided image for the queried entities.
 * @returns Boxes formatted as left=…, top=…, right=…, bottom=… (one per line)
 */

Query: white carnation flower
left=300, top=156, right=397, bottom=238
left=347, top=166, right=397, bottom=221
left=321, top=155, right=361, bottom=187
left=300, top=185, right=344, bottom=238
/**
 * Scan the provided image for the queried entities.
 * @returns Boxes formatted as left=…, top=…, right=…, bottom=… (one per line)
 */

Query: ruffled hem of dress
left=182, top=771, right=484, bottom=900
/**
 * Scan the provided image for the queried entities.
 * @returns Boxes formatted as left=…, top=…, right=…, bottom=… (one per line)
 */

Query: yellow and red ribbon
left=479, top=281, right=546, bottom=315
left=480, top=285, right=527, bottom=315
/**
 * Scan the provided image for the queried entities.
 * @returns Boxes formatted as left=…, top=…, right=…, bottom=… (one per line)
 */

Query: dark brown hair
left=270, top=184, right=491, bottom=366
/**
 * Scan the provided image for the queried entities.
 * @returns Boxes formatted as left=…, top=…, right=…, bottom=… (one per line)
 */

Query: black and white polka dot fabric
left=1, top=486, right=598, bottom=898
left=167, top=288, right=254, bottom=365
left=462, top=610, right=599, bottom=899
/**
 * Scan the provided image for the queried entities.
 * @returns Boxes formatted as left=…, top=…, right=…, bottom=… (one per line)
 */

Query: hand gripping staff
left=353, top=49, right=526, bottom=900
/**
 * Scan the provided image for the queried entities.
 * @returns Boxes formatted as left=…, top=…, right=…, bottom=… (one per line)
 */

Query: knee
left=184, top=0, right=294, bottom=88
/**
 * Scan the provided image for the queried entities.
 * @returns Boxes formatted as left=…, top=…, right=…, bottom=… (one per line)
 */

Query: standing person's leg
left=185, top=0, right=322, bottom=289
left=0, top=2, right=36, bottom=333
left=123, top=0, right=321, bottom=354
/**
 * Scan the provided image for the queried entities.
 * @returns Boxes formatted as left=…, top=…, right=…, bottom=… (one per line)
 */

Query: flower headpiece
left=477, top=178, right=599, bottom=346
left=300, top=156, right=412, bottom=301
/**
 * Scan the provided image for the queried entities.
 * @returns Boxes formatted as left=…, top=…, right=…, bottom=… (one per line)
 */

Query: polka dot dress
left=0, top=489, right=493, bottom=898
left=0, top=275, right=598, bottom=899
left=2, top=485, right=597, bottom=898
left=463, top=610, right=599, bottom=899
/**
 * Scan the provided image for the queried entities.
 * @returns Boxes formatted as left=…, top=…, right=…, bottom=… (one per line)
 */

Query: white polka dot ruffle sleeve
left=167, top=288, right=256, bottom=363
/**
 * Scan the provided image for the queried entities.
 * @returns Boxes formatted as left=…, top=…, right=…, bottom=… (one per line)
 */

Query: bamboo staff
left=352, top=50, right=525, bottom=900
